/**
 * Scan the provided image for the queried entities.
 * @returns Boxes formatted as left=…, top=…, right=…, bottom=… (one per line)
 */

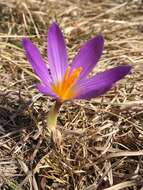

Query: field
left=0, top=0, right=143, bottom=189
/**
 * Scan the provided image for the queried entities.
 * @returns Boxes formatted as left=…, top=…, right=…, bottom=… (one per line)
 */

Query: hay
left=0, top=0, right=143, bottom=189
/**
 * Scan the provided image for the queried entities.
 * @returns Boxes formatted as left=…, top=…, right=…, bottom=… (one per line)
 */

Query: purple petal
left=36, top=83, right=57, bottom=98
left=75, top=65, right=131, bottom=99
left=22, top=38, right=51, bottom=85
left=48, top=23, right=68, bottom=83
left=70, top=35, right=104, bottom=81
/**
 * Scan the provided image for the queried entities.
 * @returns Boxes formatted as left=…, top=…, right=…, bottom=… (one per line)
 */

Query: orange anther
left=51, top=66, right=82, bottom=101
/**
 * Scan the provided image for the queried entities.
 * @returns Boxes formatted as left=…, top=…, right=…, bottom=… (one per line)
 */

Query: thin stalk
left=47, top=101, right=62, bottom=132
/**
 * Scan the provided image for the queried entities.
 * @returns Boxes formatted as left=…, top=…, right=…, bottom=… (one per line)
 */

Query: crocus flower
left=22, top=23, right=131, bottom=102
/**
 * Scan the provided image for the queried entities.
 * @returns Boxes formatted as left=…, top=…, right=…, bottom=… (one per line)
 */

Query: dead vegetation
left=0, top=0, right=143, bottom=189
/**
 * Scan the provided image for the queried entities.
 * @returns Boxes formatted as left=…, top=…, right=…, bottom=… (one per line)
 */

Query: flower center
left=51, top=67, right=82, bottom=101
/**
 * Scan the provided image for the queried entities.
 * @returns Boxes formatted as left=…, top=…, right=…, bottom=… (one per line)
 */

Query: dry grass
left=0, top=0, right=143, bottom=189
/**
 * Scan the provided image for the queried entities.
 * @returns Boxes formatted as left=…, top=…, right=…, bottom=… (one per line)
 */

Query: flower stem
left=47, top=101, right=61, bottom=132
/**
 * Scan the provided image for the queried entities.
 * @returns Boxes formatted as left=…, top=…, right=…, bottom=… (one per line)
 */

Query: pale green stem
left=47, top=101, right=62, bottom=132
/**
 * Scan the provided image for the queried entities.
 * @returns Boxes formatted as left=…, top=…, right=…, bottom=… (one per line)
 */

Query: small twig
left=103, top=180, right=138, bottom=190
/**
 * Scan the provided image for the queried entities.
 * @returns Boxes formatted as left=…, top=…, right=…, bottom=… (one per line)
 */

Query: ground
left=0, top=0, right=143, bottom=189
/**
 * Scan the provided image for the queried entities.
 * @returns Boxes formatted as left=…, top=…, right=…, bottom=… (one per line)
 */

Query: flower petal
left=75, top=65, right=131, bottom=99
left=70, top=35, right=104, bottom=81
left=22, top=38, right=51, bottom=85
left=48, top=22, right=68, bottom=83
left=36, top=83, right=57, bottom=98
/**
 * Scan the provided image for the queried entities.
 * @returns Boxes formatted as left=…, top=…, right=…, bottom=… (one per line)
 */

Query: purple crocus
left=22, top=23, right=131, bottom=102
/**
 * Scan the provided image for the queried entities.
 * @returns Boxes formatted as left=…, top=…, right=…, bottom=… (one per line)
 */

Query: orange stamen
left=51, top=67, right=82, bottom=101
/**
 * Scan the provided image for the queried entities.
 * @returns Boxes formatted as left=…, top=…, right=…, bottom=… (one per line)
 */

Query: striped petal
left=75, top=65, right=131, bottom=99
left=48, top=23, right=68, bottom=83
left=36, top=83, right=57, bottom=98
left=22, top=38, right=51, bottom=85
left=70, top=35, right=104, bottom=82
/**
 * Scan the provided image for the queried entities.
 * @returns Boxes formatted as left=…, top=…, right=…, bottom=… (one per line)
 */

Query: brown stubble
left=0, top=0, right=143, bottom=189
